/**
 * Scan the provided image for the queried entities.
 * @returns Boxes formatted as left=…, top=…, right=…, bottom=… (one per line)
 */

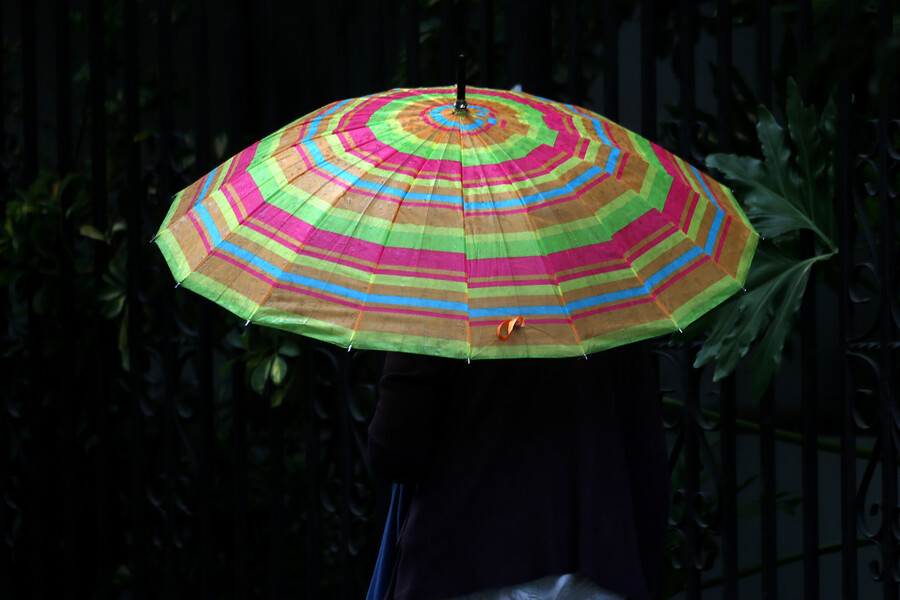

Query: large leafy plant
left=681, top=79, right=837, bottom=399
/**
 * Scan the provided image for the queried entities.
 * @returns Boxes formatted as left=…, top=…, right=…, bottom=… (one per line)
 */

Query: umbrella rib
left=243, top=132, right=434, bottom=327
left=476, top=127, right=587, bottom=357
left=174, top=128, right=419, bottom=324
left=347, top=125, right=451, bottom=350
left=248, top=135, right=419, bottom=329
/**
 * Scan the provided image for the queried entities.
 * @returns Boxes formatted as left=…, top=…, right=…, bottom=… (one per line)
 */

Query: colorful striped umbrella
left=155, top=86, right=757, bottom=359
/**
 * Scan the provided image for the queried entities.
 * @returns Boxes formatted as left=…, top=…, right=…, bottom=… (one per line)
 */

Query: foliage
left=679, top=79, right=837, bottom=400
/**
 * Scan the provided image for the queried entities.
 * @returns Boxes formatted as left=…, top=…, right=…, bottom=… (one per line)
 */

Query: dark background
left=2, top=1, right=899, bottom=599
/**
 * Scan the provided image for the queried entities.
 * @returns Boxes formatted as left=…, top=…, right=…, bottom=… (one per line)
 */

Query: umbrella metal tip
left=244, top=319, right=251, bottom=327
left=174, top=281, right=181, bottom=289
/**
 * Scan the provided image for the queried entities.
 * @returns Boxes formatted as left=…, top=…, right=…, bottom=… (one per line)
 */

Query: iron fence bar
left=682, top=349, right=701, bottom=598
left=876, top=3, right=897, bottom=599
left=720, top=376, right=738, bottom=600
left=760, top=383, right=778, bottom=600
left=22, top=0, right=37, bottom=183
left=565, top=0, right=581, bottom=104
left=232, top=359, right=250, bottom=600
left=755, top=0, right=771, bottom=108
left=480, top=0, right=494, bottom=88
left=270, top=401, right=286, bottom=600
left=124, top=2, right=147, bottom=598
left=191, top=0, right=215, bottom=595
left=677, top=0, right=695, bottom=160
left=88, top=1, right=114, bottom=599
left=156, top=0, right=179, bottom=595
left=835, top=5, right=857, bottom=597
left=753, top=4, right=777, bottom=597
left=796, top=7, right=820, bottom=599
left=714, top=5, right=737, bottom=595
left=339, top=352, right=354, bottom=600
left=640, top=0, right=656, bottom=138
left=55, top=0, right=77, bottom=597
left=716, top=0, right=733, bottom=153
left=442, top=0, right=457, bottom=84
left=602, top=0, right=619, bottom=121
left=21, top=4, right=43, bottom=593
left=305, top=343, right=322, bottom=600
left=405, top=0, right=420, bottom=87
left=25, top=313, right=45, bottom=600
left=800, top=237, right=820, bottom=600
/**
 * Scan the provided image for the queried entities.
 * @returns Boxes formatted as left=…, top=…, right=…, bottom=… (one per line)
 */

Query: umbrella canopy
left=155, top=86, right=757, bottom=359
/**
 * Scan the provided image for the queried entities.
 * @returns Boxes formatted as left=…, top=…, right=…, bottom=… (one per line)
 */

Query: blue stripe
left=704, top=211, right=724, bottom=255
left=566, top=104, right=620, bottom=175
left=690, top=165, right=721, bottom=210
left=470, top=305, right=570, bottom=318
left=194, top=165, right=218, bottom=207
left=300, top=139, right=605, bottom=211
left=196, top=202, right=222, bottom=245
left=565, top=286, right=647, bottom=312
left=303, top=99, right=351, bottom=141
left=644, top=247, right=703, bottom=289
left=689, top=165, right=726, bottom=255
left=429, top=104, right=497, bottom=131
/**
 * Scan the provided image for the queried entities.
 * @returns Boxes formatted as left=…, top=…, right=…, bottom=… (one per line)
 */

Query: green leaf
left=706, top=153, right=813, bottom=240
left=251, top=357, right=272, bottom=394
left=707, top=107, right=832, bottom=245
left=785, top=79, right=836, bottom=250
left=278, top=341, right=301, bottom=357
left=270, top=355, right=287, bottom=386
left=747, top=252, right=833, bottom=399
left=79, top=224, right=107, bottom=242
left=694, top=247, right=834, bottom=397
left=756, top=105, right=793, bottom=201
left=270, top=388, right=286, bottom=408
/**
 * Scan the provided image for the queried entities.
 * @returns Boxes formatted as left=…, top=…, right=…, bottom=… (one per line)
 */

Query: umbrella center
left=422, top=103, right=497, bottom=134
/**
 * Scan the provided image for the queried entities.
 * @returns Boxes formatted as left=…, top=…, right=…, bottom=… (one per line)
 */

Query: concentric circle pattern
left=156, top=86, right=758, bottom=359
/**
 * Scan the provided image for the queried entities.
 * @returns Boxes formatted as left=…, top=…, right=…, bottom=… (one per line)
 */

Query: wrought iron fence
left=1, top=1, right=898, bottom=599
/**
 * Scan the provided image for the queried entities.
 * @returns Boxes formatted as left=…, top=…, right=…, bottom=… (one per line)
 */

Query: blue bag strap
left=366, top=483, right=410, bottom=600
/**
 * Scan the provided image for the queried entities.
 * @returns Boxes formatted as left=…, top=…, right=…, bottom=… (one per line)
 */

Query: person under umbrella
left=368, top=344, right=668, bottom=600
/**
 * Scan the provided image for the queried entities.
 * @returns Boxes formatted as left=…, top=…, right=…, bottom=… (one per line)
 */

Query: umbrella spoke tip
left=174, top=281, right=181, bottom=289
left=244, top=319, right=251, bottom=327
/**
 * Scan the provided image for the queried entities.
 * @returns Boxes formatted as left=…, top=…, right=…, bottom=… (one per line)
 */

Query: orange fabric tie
left=496, top=316, right=525, bottom=341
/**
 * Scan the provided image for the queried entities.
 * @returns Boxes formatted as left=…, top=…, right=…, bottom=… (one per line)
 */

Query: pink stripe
left=556, top=262, right=626, bottom=283
left=653, top=254, right=707, bottom=294
left=359, top=305, right=468, bottom=321
left=652, top=145, right=695, bottom=225
left=212, top=251, right=363, bottom=311
left=467, top=277, right=557, bottom=288
left=572, top=297, right=654, bottom=320
left=467, top=255, right=552, bottom=279
left=252, top=203, right=467, bottom=272
left=627, top=224, right=676, bottom=261
left=470, top=317, right=572, bottom=327
left=615, top=152, right=630, bottom=180
left=714, top=216, right=732, bottom=263
left=188, top=211, right=213, bottom=254
left=339, top=127, right=575, bottom=185
left=226, top=141, right=260, bottom=181
left=221, top=186, right=247, bottom=220
left=602, top=121, right=619, bottom=147
left=577, top=138, right=589, bottom=160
